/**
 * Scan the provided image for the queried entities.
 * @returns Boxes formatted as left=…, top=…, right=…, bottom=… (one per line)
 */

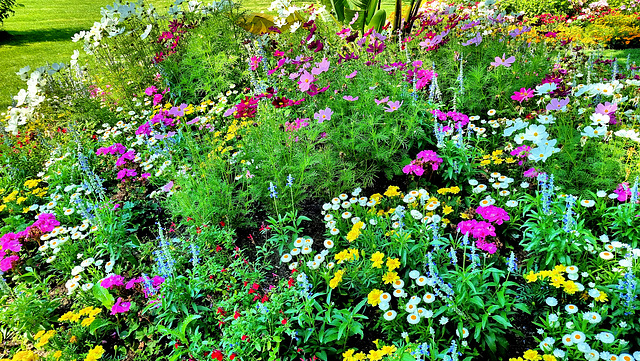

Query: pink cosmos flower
left=249, top=56, right=262, bottom=71
left=523, top=167, right=538, bottom=178
left=345, top=71, right=357, bottom=79
left=490, top=53, right=516, bottom=68
left=511, top=88, right=534, bottom=103
left=298, top=71, right=315, bottom=92
left=385, top=100, right=403, bottom=112
left=314, top=107, right=334, bottom=123
left=374, top=96, right=389, bottom=105
left=111, top=297, right=131, bottom=315
left=343, top=95, right=359, bottom=101
left=546, top=97, right=570, bottom=111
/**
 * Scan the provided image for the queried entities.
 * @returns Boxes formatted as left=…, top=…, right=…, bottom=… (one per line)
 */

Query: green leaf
left=491, top=314, right=512, bottom=328
left=93, top=285, right=115, bottom=309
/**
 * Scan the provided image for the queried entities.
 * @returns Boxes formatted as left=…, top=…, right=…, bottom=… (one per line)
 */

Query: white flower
left=323, top=239, right=334, bottom=248
left=301, top=246, right=312, bottom=255
left=94, top=259, right=104, bottom=267
left=546, top=297, right=558, bottom=306
left=409, top=270, right=420, bottom=279
left=290, top=248, right=300, bottom=256
left=281, top=253, right=292, bottom=263
left=392, top=279, right=404, bottom=289
left=378, top=301, right=390, bottom=310
left=405, top=303, right=418, bottom=314
left=379, top=293, right=392, bottom=303
left=294, top=238, right=305, bottom=248
left=407, top=313, right=420, bottom=324
left=580, top=199, right=595, bottom=207
left=46, top=255, right=56, bottom=263
left=80, top=258, right=94, bottom=268
left=71, top=265, right=84, bottom=276
left=439, top=316, right=449, bottom=325
left=506, top=200, right=518, bottom=207
left=383, top=310, right=397, bottom=321
left=416, top=276, right=428, bottom=287
left=341, top=212, right=351, bottom=219
left=596, top=190, right=607, bottom=197
left=81, top=283, right=94, bottom=291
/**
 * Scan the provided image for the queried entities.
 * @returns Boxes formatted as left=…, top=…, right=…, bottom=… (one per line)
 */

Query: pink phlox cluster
left=96, top=143, right=126, bottom=156
left=0, top=214, right=60, bottom=271
left=101, top=274, right=125, bottom=289
left=457, top=219, right=497, bottom=242
left=111, top=297, right=131, bottom=315
left=476, top=205, right=510, bottom=225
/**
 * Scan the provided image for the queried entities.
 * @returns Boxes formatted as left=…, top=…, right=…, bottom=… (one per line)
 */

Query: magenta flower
left=101, top=275, right=125, bottom=289
left=249, top=56, right=262, bottom=71
left=314, top=107, right=334, bottom=123
left=153, top=93, right=163, bottom=106
left=402, top=163, right=425, bottom=176
left=457, top=219, right=496, bottom=242
left=162, top=181, right=174, bottom=192
left=385, top=100, right=403, bottom=112
left=0, top=255, right=19, bottom=272
left=546, top=97, right=570, bottom=111
left=523, top=167, right=538, bottom=178
left=477, top=239, right=498, bottom=254
left=298, top=71, right=315, bottom=92
left=117, top=168, right=138, bottom=180
left=145, top=86, right=158, bottom=96
left=343, top=95, right=359, bottom=101
left=374, top=96, right=389, bottom=105
left=416, top=150, right=443, bottom=170
left=111, top=297, right=131, bottom=315
left=476, top=205, right=510, bottom=225
left=490, top=53, right=516, bottom=68
left=614, top=182, right=632, bottom=202
left=0, top=233, right=21, bottom=253
left=511, top=88, right=534, bottom=103
left=126, top=277, right=143, bottom=289
left=595, top=102, right=617, bottom=116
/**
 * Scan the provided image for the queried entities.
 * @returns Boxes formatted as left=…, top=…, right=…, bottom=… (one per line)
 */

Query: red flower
left=218, top=320, right=225, bottom=327
left=281, top=318, right=288, bottom=325
left=217, top=307, right=227, bottom=316
left=215, top=245, right=222, bottom=252
left=252, top=295, right=260, bottom=302
left=252, top=283, right=260, bottom=290
left=230, top=354, right=236, bottom=360
left=210, top=350, right=223, bottom=360
left=186, top=217, right=193, bottom=221
left=288, top=278, right=295, bottom=288
left=234, top=311, right=241, bottom=319
left=243, top=281, right=248, bottom=287
left=219, top=221, right=225, bottom=227
left=241, top=335, right=248, bottom=341
left=261, top=295, right=269, bottom=303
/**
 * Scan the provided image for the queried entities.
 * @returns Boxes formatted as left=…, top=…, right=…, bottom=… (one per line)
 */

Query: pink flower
left=249, top=56, right=262, bottom=71
left=345, top=71, right=357, bottom=79
left=511, top=88, right=534, bottom=103
left=153, top=93, right=163, bottom=106
left=457, top=220, right=496, bottom=242
left=101, top=275, right=125, bottom=289
left=490, top=53, right=516, bottom=68
left=314, top=107, right=334, bottom=123
left=523, top=167, right=538, bottom=178
left=402, top=163, right=424, bottom=176
left=144, top=86, right=157, bottom=96
left=476, top=205, right=510, bottom=225
left=0, top=255, right=19, bottom=272
left=385, top=100, right=403, bottom=112
left=298, top=71, right=315, bottom=92
left=416, top=150, right=443, bottom=170
left=374, top=96, right=389, bottom=105
left=0, top=233, right=21, bottom=253
left=343, top=95, right=359, bottom=101
left=111, top=297, right=131, bottom=315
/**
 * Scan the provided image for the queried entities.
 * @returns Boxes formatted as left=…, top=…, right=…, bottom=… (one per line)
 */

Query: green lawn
left=0, top=0, right=173, bottom=112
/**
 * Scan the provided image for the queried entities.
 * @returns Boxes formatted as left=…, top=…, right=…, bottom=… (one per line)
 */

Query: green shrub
left=0, top=0, right=19, bottom=26
left=497, top=0, right=572, bottom=16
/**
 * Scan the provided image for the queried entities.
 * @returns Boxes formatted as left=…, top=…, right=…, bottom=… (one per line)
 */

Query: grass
left=0, top=0, right=173, bottom=111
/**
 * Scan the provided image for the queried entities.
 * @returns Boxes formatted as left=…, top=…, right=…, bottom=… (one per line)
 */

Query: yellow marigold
left=0, top=204, right=6, bottom=212
left=542, top=355, right=557, bottom=361
left=89, top=308, right=101, bottom=317
left=78, top=307, right=94, bottom=317
left=58, top=311, right=75, bottom=322
left=329, top=270, right=345, bottom=289
left=492, top=150, right=503, bottom=156
left=370, top=252, right=384, bottom=268
left=22, top=207, right=30, bottom=213
left=384, top=186, right=401, bottom=197
left=84, top=345, right=104, bottom=361
left=525, top=271, right=538, bottom=283
left=53, top=351, right=62, bottom=360
left=480, top=159, right=491, bottom=166
left=346, top=221, right=364, bottom=242
left=382, top=271, right=399, bottom=284
left=9, top=351, right=38, bottom=361
left=563, top=281, right=579, bottom=295
left=367, top=350, right=384, bottom=361
left=380, top=345, right=397, bottom=355
left=523, top=349, right=541, bottom=361
left=34, top=330, right=46, bottom=340
left=81, top=317, right=96, bottom=327
left=3, top=190, right=18, bottom=203
left=437, top=188, right=449, bottom=195
left=343, top=349, right=355, bottom=361
left=335, top=250, right=350, bottom=264
left=353, top=352, right=366, bottom=360
left=386, top=258, right=401, bottom=272
left=509, top=358, right=524, bottom=361
left=35, top=330, right=56, bottom=347
left=443, top=205, right=453, bottom=215
left=349, top=248, right=360, bottom=261
left=367, top=289, right=383, bottom=306
left=377, top=209, right=385, bottom=216
left=449, top=186, right=461, bottom=194
left=16, top=197, right=27, bottom=205
left=370, top=193, right=383, bottom=202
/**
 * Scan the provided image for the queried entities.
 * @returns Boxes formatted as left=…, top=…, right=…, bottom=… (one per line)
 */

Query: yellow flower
left=84, top=345, right=105, bottom=361
left=53, top=351, right=62, bottom=360
left=492, top=149, right=503, bottom=156
left=58, top=311, right=75, bottom=322
left=353, top=352, right=366, bottom=360
left=443, top=205, right=453, bottom=215
left=346, top=222, right=364, bottom=242
left=35, top=330, right=56, bottom=347
left=3, top=190, right=18, bottom=203
left=34, top=330, right=46, bottom=340
left=81, top=317, right=96, bottom=327
left=595, top=291, right=608, bottom=302
left=509, top=358, right=524, bottom=361
left=9, top=351, right=38, bottom=361
left=335, top=250, right=350, bottom=264
left=381, top=345, right=397, bottom=355
left=22, top=207, right=30, bottom=213
left=370, top=252, right=385, bottom=268
left=449, top=186, right=461, bottom=194
left=16, top=197, right=27, bottom=205
left=550, top=276, right=565, bottom=288
left=367, top=350, right=384, bottom=361
left=563, top=281, right=579, bottom=295
left=383, top=186, right=401, bottom=197
left=370, top=193, right=383, bottom=202
left=480, top=159, right=491, bottom=166
left=342, top=349, right=355, bottom=361
left=525, top=271, right=538, bottom=283
left=367, top=289, right=383, bottom=306
left=523, top=349, right=541, bottom=361
left=553, top=265, right=567, bottom=274
left=542, top=355, right=557, bottom=361
left=89, top=308, right=101, bottom=317
left=329, top=270, right=345, bottom=289
left=442, top=218, right=450, bottom=224
left=0, top=204, right=6, bottom=212
left=386, top=258, right=400, bottom=272
left=506, top=157, right=517, bottom=163
left=70, top=336, right=78, bottom=343
left=437, top=188, right=449, bottom=195
left=382, top=271, right=399, bottom=284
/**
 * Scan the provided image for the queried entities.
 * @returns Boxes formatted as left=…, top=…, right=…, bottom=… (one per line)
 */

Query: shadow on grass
left=0, top=27, right=85, bottom=46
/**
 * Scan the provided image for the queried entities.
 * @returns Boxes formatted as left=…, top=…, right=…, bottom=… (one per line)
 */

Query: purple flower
left=345, top=71, right=357, bottom=79
left=419, top=35, right=443, bottom=49
left=116, top=168, right=138, bottom=180
left=167, top=103, right=188, bottom=117
left=546, top=97, right=570, bottom=111
left=145, top=86, right=157, bottom=96
left=523, top=167, right=538, bottom=178
left=126, top=277, right=143, bottom=289
left=490, top=53, right=516, bottom=68
left=312, top=58, right=330, bottom=75
left=343, top=95, right=359, bottom=101
left=101, top=275, right=125, bottom=289
left=384, top=100, right=403, bottom=113
left=223, top=106, right=236, bottom=117
left=374, top=97, right=389, bottom=105
left=314, top=107, right=334, bottom=123
left=111, top=297, right=131, bottom=315
left=595, top=102, right=617, bottom=116
left=461, top=32, right=482, bottom=47
left=416, top=150, right=443, bottom=170
left=0, top=233, right=21, bottom=253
